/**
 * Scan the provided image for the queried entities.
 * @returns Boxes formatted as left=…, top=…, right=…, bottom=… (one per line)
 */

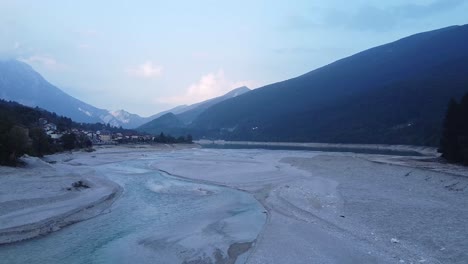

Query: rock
left=72, top=180, right=90, bottom=189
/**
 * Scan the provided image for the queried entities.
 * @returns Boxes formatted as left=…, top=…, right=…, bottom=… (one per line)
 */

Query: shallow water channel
left=0, top=156, right=266, bottom=264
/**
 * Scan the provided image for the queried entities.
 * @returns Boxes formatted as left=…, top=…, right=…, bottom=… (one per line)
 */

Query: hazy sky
left=1, top=0, right=467, bottom=116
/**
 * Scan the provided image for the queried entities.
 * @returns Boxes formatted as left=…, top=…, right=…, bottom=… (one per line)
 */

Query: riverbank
left=0, top=155, right=122, bottom=244
left=1, top=145, right=467, bottom=263
left=0, top=144, right=197, bottom=244
left=0, top=144, right=264, bottom=264
left=154, top=148, right=468, bottom=264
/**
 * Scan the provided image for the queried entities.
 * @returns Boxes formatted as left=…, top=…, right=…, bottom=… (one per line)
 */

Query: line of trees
left=0, top=99, right=195, bottom=166
left=0, top=100, right=90, bottom=166
left=153, top=132, right=193, bottom=144
left=439, top=93, right=468, bottom=164
left=0, top=126, right=92, bottom=166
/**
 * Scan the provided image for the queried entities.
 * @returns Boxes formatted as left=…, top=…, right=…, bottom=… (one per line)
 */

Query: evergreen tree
left=6, top=126, right=29, bottom=164
left=459, top=94, right=468, bottom=164
left=62, top=133, right=77, bottom=150
left=159, top=132, right=166, bottom=143
left=439, top=95, right=468, bottom=164
left=29, top=127, right=50, bottom=157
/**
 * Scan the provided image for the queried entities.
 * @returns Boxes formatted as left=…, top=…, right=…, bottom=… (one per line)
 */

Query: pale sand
left=154, top=148, right=468, bottom=264
left=0, top=155, right=122, bottom=244
left=1, top=144, right=467, bottom=264
left=0, top=144, right=196, bottom=244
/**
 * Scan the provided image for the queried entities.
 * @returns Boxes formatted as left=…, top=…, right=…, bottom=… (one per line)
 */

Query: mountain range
left=0, top=60, right=249, bottom=129
left=1, top=24, right=468, bottom=146
left=188, top=24, right=468, bottom=145
left=0, top=60, right=132, bottom=127
left=137, top=87, right=250, bottom=134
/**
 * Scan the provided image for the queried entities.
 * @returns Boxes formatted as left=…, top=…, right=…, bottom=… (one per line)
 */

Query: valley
left=1, top=5, right=468, bottom=263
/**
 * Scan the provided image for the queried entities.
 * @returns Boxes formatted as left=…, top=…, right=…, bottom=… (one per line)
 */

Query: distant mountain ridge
left=0, top=60, right=155, bottom=128
left=137, top=86, right=250, bottom=134
left=3, top=24, right=467, bottom=146
left=148, top=105, right=192, bottom=120
left=0, top=60, right=251, bottom=130
left=137, top=112, right=185, bottom=136
left=177, top=86, right=250, bottom=124
left=188, top=24, right=468, bottom=145
left=105, top=109, right=149, bottom=128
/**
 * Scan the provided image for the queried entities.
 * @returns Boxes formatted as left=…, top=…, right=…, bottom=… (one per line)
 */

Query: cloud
left=325, top=5, right=396, bottom=32
left=338, top=0, right=467, bottom=31
left=281, top=15, right=320, bottom=31
left=126, top=61, right=163, bottom=78
left=159, top=69, right=257, bottom=105
left=285, top=0, right=467, bottom=32
left=19, top=55, right=67, bottom=70
left=393, top=0, right=467, bottom=18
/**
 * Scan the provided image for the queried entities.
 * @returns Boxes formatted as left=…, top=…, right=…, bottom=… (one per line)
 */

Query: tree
left=75, top=133, right=92, bottom=148
left=186, top=134, right=193, bottom=143
left=459, top=94, right=468, bottom=164
left=439, top=99, right=462, bottom=162
left=6, top=126, right=29, bottom=164
left=158, top=132, right=166, bottom=143
left=29, top=127, right=50, bottom=157
left=439, top=94, right=468, bottom=164
left=0, top=119, right=13, bottom=165
left=62, top=133, right=77, bottom=150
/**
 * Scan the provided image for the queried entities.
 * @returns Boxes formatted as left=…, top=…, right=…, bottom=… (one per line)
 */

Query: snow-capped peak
left=108, top=110, right=131, bottom=123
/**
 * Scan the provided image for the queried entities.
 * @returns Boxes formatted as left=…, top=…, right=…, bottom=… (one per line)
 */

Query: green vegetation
left=0, top=100, right=71, bottom=165
left=0, top=126, right=29, bottom=165
left=0, top=100, right=93, bottom=165
left=0, top=99, right=193, bottom=166
left=439, top=93, right=468, bottom=164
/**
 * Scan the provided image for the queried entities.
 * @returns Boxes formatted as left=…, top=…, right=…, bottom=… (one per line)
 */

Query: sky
left=1, top=0, right=467, bottom=116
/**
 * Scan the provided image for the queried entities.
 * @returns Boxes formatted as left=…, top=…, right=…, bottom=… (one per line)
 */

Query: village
left=38, top=117, right=155, bottom=145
